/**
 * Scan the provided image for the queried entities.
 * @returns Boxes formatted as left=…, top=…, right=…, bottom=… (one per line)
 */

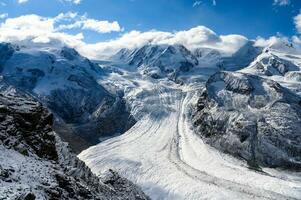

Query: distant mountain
left=113, top=44, right=198, bottom=79
left=242, top=51, right=300, bottom=77
left=193, top=47, right=222, bottom=61
left=192, top=41, right=262, bottom=71
left=220, top=41, right=263, bottom=71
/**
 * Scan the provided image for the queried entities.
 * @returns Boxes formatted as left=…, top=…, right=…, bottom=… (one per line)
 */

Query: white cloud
left=54, top=12, right=122, bottom=33
left=62, top=0, right=82, bottom=4
left=294, top=12, right=301, bottom=34
left=0, top=14, right=250, bottom=60
left=82, top=19, right=121, bottom=33
left=254, top=35, right=301, bottom=54
left=57, top=20, right=82, bottom=30
left=273, top=0, right=290, bottom=6
left=193, top=1, right=202, bottom=7
left=54, top=12, right=78, bottom=22
left=18, top=0, right=82, bottom=5
left=18, top=0, right=29, bottom=4
left=1, top=15, right=54, bottom=34
left=83, top=26, right=248, bottom=59
left=0, top=14, right=84, bottom=49
left=0, top=13, right=8, bottom=19
left=254, top=36, right=282, bottom=47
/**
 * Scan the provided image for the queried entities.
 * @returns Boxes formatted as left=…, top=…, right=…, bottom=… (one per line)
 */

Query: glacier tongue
left=79, top=69, right=301, bottom=199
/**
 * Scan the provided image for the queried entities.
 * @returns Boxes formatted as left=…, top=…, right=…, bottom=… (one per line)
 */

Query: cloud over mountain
left=1, top=12, right=299, bottom=60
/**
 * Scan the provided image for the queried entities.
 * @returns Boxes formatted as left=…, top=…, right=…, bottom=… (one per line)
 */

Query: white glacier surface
left=79, top=67, right=301, bottom=199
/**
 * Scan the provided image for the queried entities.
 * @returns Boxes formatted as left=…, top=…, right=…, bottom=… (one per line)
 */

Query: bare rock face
left=0, top=79, right=149, bottom=200
left=0, top=79, right=57, bottom=160
left=192, top=71, right=301, bottom=169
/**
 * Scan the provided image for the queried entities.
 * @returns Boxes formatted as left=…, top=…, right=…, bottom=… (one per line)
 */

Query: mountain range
left=1, top=39, right=301, bottom=199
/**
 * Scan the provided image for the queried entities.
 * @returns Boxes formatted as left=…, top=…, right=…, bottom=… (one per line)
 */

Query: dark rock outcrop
left=0, top=80, right=58, bottom=160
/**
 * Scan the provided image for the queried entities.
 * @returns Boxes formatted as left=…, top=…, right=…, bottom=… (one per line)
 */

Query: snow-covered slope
left=0, top=43, right=134, bottom=152
left=0, top=78, right=149, bottom=200
left=221, top=41, right=262, bottom=70
left=192, top=41, right=262, bottom=71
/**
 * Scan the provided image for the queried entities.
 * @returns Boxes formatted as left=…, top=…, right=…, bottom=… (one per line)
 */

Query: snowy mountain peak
left=242, top=51, right=300, bottom=77
left=60, top=46, right=80, bottom=61
left=266, top=39, right=296, bottom=54
left=112, top=44, right=198, bottom=79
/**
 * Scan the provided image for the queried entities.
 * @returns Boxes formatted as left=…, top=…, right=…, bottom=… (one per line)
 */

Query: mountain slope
left=0, top=43, right=135, bottom=152
left=221, top=41, right=263, bottom=71
left=0, top=78, right=149, bottom=200
left=192, top=71, right=301, bottom=169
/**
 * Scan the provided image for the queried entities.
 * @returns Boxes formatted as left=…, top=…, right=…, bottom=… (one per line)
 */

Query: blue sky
left=0, top=0, right=300, bottom=43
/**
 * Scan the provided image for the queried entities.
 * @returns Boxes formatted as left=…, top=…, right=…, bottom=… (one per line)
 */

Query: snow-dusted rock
left=0, top=78, right=149, bottom=200
left=193, top=71, right=301, bottom=169
left=243, top=52, right=300, bottom=77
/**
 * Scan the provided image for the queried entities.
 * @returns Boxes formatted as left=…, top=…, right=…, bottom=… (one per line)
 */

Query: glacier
left=79, top=42, right=301, bottom=199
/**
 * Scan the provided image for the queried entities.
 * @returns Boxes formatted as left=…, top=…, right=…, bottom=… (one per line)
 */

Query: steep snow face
left=0, top=43, right=134, bottom=152
left=192, top=41, right=262, bottom=71
left=0, top=79, right=149, bottom=200
left=113, top=44, right=198, bottom=79
left=268, top=40, right=297, bottom=54
left=79, top=66, right=301, bottom=199
left=193, top=47, right=222, bottom=61
left=193, top=71, right=301, bottom=169
left=220, top=41, right=262, bottom=71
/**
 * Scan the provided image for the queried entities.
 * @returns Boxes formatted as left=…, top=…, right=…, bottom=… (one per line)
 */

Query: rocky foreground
left=0, top=78, right=149, bottom=200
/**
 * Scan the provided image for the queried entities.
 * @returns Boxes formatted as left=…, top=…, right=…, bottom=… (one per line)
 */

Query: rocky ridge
left=0, top=78, right=149, bottom=200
